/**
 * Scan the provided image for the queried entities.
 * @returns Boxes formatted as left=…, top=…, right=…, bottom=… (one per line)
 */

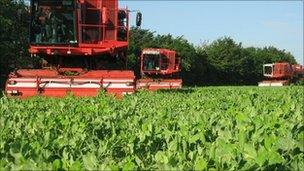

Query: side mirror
left=136, top=12, right=142, bottom=27
left=118, top=10, right=127, bottom=20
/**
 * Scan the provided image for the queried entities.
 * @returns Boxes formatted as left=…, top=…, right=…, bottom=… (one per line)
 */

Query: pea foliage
left=0, top=87, right=303, bottom=170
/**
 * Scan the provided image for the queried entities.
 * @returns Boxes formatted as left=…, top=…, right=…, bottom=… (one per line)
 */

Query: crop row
left=0, top=87, right=303, bottom=170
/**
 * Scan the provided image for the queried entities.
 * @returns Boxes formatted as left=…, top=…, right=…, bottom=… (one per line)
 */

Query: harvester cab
left=140, top=48, right=180, bottom=76
left=137, top=48, right=182, bottom=90
left=29, top=0, right=129, bottom=57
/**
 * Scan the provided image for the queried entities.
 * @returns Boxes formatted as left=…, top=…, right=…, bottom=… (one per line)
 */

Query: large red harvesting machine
left=137, top=48, right=182, bottom=90
left=5, top=0, right=182, bottom=98
left=258, top=62, right=304, bottom=86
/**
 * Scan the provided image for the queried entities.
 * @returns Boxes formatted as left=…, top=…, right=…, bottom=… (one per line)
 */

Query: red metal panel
left=30, top=41, right=128, bottom=56
left=103, top=0, right=118, bottom=40
left=137, top=79, right=182, bottom=91
left=5, top=69, right=135, bottom=98
left=272, top=63, right=293, bottom=79
left=292, top=64, right=304, bottom=75
left=14, top=69, right=59, bottom=77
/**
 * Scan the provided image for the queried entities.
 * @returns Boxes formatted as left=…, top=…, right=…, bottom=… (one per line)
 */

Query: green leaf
left=123, top=161, right=135, bottom=171
left=70, top=160, right=82, bottom=170
left=110, top=164, right=120, bottom=171
left=52, top=159, right=62, bottom=171
left=168, top=140, right=178, bottom=152
left=268, top=150, right=284, bottom=165
left=189, top=133, right=202, bottom=144
left=243, top=144, right=257, bottom=161
left=264, top=135, right=274, bottom=150
left=82, top=153, right=97, bottom=170
left=9, top=149, right=24, bottom=165
left=256, top=147, right=268, bottom=167
left=155, top=151, right=169, bottom=164
left=194, top=157, right=207, bottom=170
left=276, top=137, right=295, bottom=151
left=209, top=143, right=216, bottom=160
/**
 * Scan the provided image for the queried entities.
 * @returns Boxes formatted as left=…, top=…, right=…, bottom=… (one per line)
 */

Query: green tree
left=199, top=37, right=245, bottom=85
left=0, top=0, right=31, bottom=87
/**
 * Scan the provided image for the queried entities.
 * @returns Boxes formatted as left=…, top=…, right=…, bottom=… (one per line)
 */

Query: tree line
left=0, top=1, right=297, bottom=88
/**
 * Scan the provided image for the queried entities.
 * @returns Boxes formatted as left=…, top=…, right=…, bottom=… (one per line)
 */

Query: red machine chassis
left=6, top=69, right=135, bottom=98
left=5, top=69, right=182, bottom=98
left=137, top=79, right=182, bottom=91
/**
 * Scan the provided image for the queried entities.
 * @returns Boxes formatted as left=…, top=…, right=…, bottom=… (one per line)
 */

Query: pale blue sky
left=25, top=0, right=303, bottom=64
left=120, top=1, right=303, bottom=64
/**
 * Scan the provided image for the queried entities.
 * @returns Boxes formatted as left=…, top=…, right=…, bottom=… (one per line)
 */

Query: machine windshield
left=143, top=54, right=160, bottom=71
left=30, top=0, right=77, bottom=45
left=143, top=54, right=169, bottom=71
left=264, top=65, right=273, bottom=76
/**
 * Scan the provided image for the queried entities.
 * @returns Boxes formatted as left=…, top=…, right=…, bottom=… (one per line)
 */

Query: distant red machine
left=137, top=48, right=182, bottom=90
left=5, top=0, right=182, bottom=98
left=258, top=62, right=304, bottom=86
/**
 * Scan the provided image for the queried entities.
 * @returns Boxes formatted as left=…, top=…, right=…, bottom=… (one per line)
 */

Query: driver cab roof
left=142, top=48, right=176, bottom=55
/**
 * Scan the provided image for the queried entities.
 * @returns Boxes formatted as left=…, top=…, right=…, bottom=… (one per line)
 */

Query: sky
left=25, top=0, right=303, bottom=64
left=120, top=1, right=303, bottom=64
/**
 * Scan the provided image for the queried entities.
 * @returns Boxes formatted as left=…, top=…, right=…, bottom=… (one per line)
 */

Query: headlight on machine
left=6, top=90, right=19, bottom=95
left=126, top=82, right=134, bottom=86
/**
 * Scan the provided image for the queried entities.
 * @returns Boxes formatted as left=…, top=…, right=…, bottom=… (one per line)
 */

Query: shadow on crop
left=0, top=76, right=6, bottom=92
left=156, top=88, right=195, bottom=94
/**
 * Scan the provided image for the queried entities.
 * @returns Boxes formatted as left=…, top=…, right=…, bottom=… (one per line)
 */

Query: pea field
left=0, top=86, right=303, bottom=170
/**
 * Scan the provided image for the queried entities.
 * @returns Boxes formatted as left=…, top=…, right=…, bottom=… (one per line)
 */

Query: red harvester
left=5, top=0, right=182, bottom=98
left=258, top=62, right=304, bottom=86
left=137, top=48, right=182, bottom=90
